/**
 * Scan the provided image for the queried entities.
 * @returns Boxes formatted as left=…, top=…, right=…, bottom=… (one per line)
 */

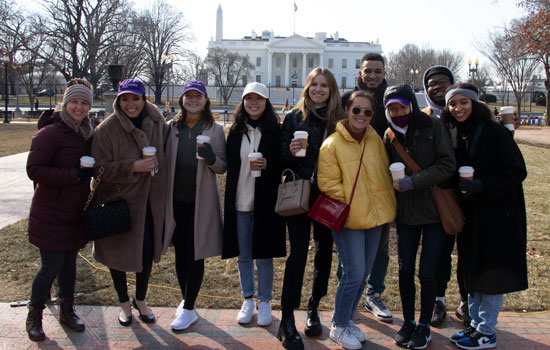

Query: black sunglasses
left=351, top=107, right=373, bottom=117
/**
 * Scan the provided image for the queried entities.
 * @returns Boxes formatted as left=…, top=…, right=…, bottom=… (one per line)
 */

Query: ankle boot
left=277, top=312, right=304, bottom=350
left=26, top=305, right=45, bottom=341
left=305, top=297, right=322, bottom=337
left=59, top=298, right=85, bottom=331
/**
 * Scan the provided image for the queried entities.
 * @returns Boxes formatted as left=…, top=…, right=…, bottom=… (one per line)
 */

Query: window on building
left=276, top=75, right=281, bottom=87
left=355, top=59, right=360, bottom=69
left=256, top=57, right=261, bottom=67
left=341, top=76, right=347, bottom=88
left=342, top=59, right=347, bottom=69
left=256, top=75, right=262, bottom=83
left=292, top=57, right=297, bottom=68
left=276, top=57, right=281, bottom=67
left=328, top=58, right=334, bottom=68
left=308, top=57, right=314, bottom=68
left=242, top=75, right=248, bottom=86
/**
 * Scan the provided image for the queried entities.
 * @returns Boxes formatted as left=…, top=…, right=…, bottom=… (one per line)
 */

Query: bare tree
left=478, top=29, right=539, bottom=117
left=181, top=50, right=207, bottom=82
left=131, top=0, right=192, bottom=104
left=508, top=0, right=550, bottom=124
left=206, top=48, right=254, bottom=104
left=0, top=1, right=25, bottom=95
left=386, top=43, right=464, bottom=88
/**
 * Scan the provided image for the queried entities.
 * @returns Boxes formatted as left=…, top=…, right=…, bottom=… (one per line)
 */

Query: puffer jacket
left=279, top=107, right=334, bottom=204
left=383, top=84, right=456, bottom=226
left=317, top=120, right=396, bottom=230
left=27, top=110, right=92, bottom=251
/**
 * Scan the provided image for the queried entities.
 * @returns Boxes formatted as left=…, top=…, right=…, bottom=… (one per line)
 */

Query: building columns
left=267, top=52, right=273, bottom=86
left=285, top=53, right=290, bottom=87
left=319, top=54, right=324, bottom=68
left=302, top=53, right=307, bottom=86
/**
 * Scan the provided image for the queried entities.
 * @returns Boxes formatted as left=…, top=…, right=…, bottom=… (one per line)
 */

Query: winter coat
left=317, top=120, right=396, bottom=230
left=383, top=84, right=456, bottom=226
left=91, top=101, right=166, bottom=272
left=222, top=123, right=286, bottom=259
left=163, top=120, right=227, bottom=260
left=26, top=110, right=92, bottom=251
left=279, top=107, right=333, bottom=205
left=456, top=119, right=528, bottom=294
left=341, top=78, right=388, bottom=138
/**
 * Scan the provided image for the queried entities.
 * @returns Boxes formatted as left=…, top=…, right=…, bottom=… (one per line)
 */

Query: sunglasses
left=351, top=107, right=373, bottom=117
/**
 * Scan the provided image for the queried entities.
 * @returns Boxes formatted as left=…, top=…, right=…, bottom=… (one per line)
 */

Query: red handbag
left=308, top=142, right=365, bottom=233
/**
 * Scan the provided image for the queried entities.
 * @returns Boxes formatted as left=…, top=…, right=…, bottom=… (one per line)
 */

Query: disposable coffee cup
left=293, top=131, right=308, bottom=157
left=500, top=106, right=515, bottom=131
left=80, top=156, right=95, bottom=168
left=459, top=166, right=475, bottom=193
left=389, top=162, right=405, bottom=181
left=142, top=146, right=157, bottom=176
left=196, top=135, right=211, bottom=159
left=248, top=152, right=263, bottom=177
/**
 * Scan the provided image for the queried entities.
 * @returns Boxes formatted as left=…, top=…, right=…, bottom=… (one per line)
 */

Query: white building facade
left=207, top=5, right=383, bottom=89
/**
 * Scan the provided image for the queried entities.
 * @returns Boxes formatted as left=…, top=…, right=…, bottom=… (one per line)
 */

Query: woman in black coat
left=442, top=83, right=527, bottom=350
left=222, top=82, right=285, bottom=327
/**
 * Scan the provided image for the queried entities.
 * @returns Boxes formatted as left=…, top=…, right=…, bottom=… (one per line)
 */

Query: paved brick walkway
left=1, top=302, right=549, bottom=349
left=0, top=152, right=33, bottom=229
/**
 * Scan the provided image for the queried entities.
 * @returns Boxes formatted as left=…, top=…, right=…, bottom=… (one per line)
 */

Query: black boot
left=59, top=298, right=85, bottom=331
left=277, top=311, right=304, bottom=350
left=26, top=305, right=45, bottom=341
left=304, top=297, right=322, bottom=337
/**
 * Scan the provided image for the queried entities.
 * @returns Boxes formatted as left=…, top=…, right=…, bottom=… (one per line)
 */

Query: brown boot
left=59, top=298, right=85, bottom=332
left=26, top=305, right=45, bottom=341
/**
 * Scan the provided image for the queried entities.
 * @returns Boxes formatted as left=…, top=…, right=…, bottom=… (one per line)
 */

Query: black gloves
left=198, top=142, right=216, bottom=166
left=459, top=178, right=483, bottom=196
left=394, top=176, right=415, bottom=192
left=76, top=167, right=94, bottom=183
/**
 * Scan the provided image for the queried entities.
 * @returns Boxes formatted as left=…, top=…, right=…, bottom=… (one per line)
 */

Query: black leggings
left=30, top=249, right=78, bottom=309
left=173, top=201, right=204, bottom=311
left=109, top=206, right=155, bottom=303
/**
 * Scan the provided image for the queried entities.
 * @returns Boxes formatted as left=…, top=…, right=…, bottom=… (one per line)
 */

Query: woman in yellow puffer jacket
left=317, top=90, right=396, bottom=349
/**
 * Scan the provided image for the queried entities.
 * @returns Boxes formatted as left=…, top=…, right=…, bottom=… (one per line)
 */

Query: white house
left=207, top=5, right=383, bottom=89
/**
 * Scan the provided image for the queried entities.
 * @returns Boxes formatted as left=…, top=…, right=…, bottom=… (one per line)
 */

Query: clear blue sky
left=167, top=0, right=526, bottom=79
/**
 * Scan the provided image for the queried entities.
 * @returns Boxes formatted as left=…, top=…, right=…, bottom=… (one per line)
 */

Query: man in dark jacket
left=341, top=53, right=393, bottom=323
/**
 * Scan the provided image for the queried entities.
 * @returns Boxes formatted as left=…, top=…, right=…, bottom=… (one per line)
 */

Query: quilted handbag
left=274, top=169, right=311, bottom=216
left=83, top=166, right=131, bottom=241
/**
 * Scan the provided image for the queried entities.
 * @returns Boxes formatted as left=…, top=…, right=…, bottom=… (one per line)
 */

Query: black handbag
left=83, top=166, right=131, bottom=241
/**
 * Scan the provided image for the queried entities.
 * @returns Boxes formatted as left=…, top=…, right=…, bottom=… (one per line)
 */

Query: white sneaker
left=365, top=293, right=393, bottom=322
left=170, top=309, right=198, bottom=331
left=237, top=298, right=256, bottom=324
left=329, top=325, right=362, bottom=350
left=175, top=299, right=185, bottom=317
left=348, top=320, right=366, bottom=342
left=257, top=301, right=272, bottom=326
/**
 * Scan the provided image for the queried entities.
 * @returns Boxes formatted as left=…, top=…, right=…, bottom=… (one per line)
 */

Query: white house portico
left=207, top=5, right=383, bottom=89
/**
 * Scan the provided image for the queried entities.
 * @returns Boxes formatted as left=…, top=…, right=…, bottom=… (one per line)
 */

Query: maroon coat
left=26, top=110, right=91, bottom=251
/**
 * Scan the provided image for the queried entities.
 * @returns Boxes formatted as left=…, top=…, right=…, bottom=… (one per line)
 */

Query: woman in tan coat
left=163, top=80, right=226, bottom=331
left=91, top=79, right=166, bottom=327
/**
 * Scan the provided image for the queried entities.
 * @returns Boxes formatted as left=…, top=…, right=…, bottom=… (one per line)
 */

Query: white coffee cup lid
left=143, top=146, right=156, bottom=155
left=294, top=130, right=308, bottom=138
left=197, top=135, right=211, bottom=141
left=459, top=166, right=474, bottom=173
left=248, top=152, right=263, bottom=159
left=389, top=162, right=405, bottom=171
left=500, top=106, right=514, bottom=114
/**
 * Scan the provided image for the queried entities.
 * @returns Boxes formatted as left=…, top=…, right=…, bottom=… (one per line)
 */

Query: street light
left=2, top=55, right=10, bottom=123
left=409, top=68, right=419, bottom=91
left=468, top=58, right=479, bottom=85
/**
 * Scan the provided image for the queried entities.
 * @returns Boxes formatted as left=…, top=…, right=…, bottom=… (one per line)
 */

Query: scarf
left=59, top=108, right=93, bottom=140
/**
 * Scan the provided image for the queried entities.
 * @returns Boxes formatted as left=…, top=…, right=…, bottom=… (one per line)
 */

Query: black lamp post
left=2, top=55, right=9, bottom=123
left=409, top=68, right=419, bottom=91
left=108, top=64, right=124, bottom=91
left=468, top=58, right=479, bottom=85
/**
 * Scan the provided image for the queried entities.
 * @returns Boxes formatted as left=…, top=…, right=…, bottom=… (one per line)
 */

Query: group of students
left=24, top=52, right=527, bottom=350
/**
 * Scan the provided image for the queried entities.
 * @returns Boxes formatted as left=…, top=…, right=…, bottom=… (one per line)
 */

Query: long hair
left=230, top=98, right=279, bottom=134
left=441, top=82, right=493, bottom=126
left=173, top=94, right=214, bottom=129
left=295, top=67, right=345, bottom=129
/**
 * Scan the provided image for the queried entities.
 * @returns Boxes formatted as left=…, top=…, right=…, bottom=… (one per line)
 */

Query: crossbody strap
left=348, top=140, right=367, bottom=205
left=386, top=127, right=423, bottom=174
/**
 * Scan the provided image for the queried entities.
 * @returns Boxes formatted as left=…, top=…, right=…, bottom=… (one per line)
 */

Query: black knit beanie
left=424, top=66, right=454, bottom=87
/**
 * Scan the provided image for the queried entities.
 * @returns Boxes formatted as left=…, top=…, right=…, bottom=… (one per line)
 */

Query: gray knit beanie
left=63, top=84, right=93, bottom=107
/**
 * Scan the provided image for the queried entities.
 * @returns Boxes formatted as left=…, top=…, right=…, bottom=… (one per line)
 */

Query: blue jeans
left=397, top=222, right=446, bottom=324
left=332, top=226, right=381, bottom=327
left=469, top=293, right=503, bottom=335
left=236, top=211, right=273, bottom=302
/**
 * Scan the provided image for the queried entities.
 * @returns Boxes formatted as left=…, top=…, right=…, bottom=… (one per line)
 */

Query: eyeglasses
left=427, top=78, right=451, bottom=88
left=351, top=107, right=373, bottom=117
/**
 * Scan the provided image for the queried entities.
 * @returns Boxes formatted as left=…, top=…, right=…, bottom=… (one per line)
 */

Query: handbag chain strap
left=386, top=128, right=422, bottom=173
left=348, top=141, right=367, bottom=206
left=83, top=166, right=104, bottom=211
